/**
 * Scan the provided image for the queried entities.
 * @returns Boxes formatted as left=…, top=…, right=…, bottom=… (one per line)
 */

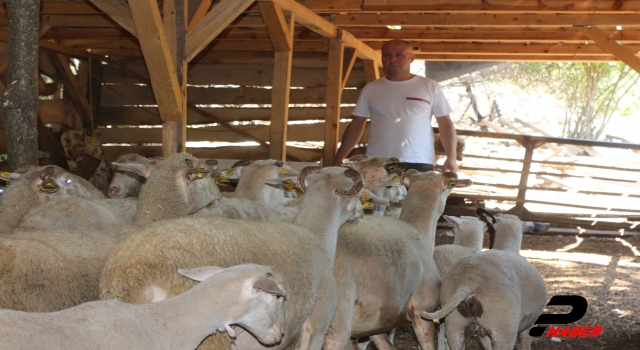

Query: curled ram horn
left=275, top=160, right=284, bottom=167
left=384, top=162, right=407, bottom=175
left=297, top=166, right=323, bottom=193
left=185, top=159, right=194, bottom=168
left=205, top=159, right=218, bottom=166
left=231, top=160, right=253, bottom=168
left=335, top=168, right=364, bottom=198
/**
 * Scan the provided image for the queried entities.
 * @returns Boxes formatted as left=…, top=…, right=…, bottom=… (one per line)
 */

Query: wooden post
left=260, top=2, right=294, bottom=161
left=323, top=38, right=344, bottom=167
left=163, top=0, right=188, bottom=155
left=0, top=0, right=40, bottom=170
left=362, top=59, right=380, bottom=83
left=510, top=137, right=545, bottom=216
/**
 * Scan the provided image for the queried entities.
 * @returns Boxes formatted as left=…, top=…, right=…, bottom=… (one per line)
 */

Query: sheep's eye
left=65, top=178, right=73, bottom=184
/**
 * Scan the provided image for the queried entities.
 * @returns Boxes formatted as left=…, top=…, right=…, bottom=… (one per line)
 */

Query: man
left=332, top=40, right=459, bottom=173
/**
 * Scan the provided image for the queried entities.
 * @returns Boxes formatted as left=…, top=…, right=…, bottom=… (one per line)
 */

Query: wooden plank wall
left=94, top=52, right=368, bottom=162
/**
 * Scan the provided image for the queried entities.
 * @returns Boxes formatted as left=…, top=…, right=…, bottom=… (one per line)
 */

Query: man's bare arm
left=332, top=117, right=368, bottom=166
left=435, top=115, right=459, bottom=173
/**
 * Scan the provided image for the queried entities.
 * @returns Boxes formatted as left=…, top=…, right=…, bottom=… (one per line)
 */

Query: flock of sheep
left=0, top=153, right=550, bottom=350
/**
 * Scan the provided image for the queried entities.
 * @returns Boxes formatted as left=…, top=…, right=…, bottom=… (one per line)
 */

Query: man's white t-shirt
left=351, top=75, right=453, bottom=164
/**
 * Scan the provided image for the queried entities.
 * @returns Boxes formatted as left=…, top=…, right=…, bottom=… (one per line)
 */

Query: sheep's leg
left=323, top=279, right=355, bottom=350
left=297, top=273, right=339, bottom=350
left=370, top=334, right=395, bottom=350
left=408, top=273, right=441, bottom=350
left=443, top=312, right=470, bottom=350
left=516, top=328, right=533, bottom=350
left=486, top=326, right=517, bottom=350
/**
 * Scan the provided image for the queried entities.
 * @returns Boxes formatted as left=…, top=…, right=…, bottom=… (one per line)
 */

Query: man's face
left=381, top=41, right=415, bottom=77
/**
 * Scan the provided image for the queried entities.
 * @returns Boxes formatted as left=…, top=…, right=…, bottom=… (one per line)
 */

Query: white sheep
left=99, top=166, right=371, bottom=350
left=323, top=170, right=472, bottom=350
left=348, top=155, right=407, bottom=217
left=0, top=263, right=286, bottom=350
left=422, top=214, right=548, bottom=350
left=0, top=166, right=104, bottom=233
left=434, top=215, right=487, bottom=279
left=15, top=153, right=221, bottom=231
left=107, top=153, right=151, bottom=198
left=222, top=159, right=299, bottom=205
left=0, top=228, right=121, bottom=312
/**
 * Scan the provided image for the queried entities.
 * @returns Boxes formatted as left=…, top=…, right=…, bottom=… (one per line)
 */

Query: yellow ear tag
left=216, top=174, right=230, bottom=185
left=279, top=168, right=289, bottom=174
left=390, top=175, right=399, bottom=181
left=341, top=163, right=350, bottom=167
left=226, top=168, right=236, bottom=176
left=197, top=173, right=203, bottom=178
left=359, top=193, right=375, bottom=209
left=1, top=172, right=11, bottom=178
left=449, top=181, right=458, bottom=187
left=283, top=179, right=297, bottom=192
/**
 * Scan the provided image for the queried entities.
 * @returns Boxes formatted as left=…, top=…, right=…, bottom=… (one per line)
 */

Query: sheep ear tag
left=279, top=168, right=289, bottom=174
left=341, top=163, right=351, bottom=167
left=359, top=193, right=375, bottom=209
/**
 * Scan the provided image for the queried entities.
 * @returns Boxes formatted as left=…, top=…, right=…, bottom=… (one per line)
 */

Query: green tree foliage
left=492, top=62, right=640, bottom=140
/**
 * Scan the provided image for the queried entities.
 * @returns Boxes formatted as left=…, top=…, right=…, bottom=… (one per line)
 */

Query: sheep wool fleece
left=352, top=75, right=453, bottom=164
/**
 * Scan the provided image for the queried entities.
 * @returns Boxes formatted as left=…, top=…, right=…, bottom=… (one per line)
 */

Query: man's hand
left=442, top=157, right=458, bottom=173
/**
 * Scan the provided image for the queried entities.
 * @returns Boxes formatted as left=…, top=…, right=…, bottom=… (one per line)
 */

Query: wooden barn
left=0, top=2, right=639, bottom=349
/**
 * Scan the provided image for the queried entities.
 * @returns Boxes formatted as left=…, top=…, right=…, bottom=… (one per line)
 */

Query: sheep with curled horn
left=99, top=166, right=384, bottom=350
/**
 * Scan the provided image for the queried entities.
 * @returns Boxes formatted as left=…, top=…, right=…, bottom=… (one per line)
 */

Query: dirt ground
left=388, top=231, right=640, bottom=350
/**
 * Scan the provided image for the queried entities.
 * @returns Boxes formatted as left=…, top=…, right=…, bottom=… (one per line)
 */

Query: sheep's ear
left=178, top=266, right=226, bottom=282
left=443, top=215, right=462, bottom=228
left=476, top=208, right=496, bottom=224
left=252, top=276, right=286, bottom=298
left=113, top=162, right=154, bottom=179
left=0, top=171, right=22, bottom=181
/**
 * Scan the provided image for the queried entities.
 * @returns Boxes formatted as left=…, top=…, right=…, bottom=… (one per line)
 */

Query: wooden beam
left=88, top=0, right=137, bottom=37
left=348, top=28, right=640, bottom=44
left=575, top=26, right=640, bottom=74
left=128, top=0, right=183, bottom=122
left=362, top=59, right=380, bottom=83
left=163, top=0, right=188, bottom=155
left=329, top=13, right=640, bottom=28
left=259, top=1, right=293, bottom=51
left=263, top=0, right=382, bottom=66
left=54, top=53, right=92, bottom=122
left=323, top=38, right=344, bottom=167
left=341, top=47, right=357, bottom=91
left=414, top=53, right=621, bottom=62
left=187, top=0, right=212, bottom=30
left=414, top=42, right=639, bottom=55
left=268, top=11, right=294, bottom=161
left=361, top=0, right=640, bottom=13
left=185, top=0, right=255, bottom=62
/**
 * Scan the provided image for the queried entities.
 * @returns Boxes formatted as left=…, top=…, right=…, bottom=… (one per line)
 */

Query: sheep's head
left=349, top=156, right=407, bottom=206
left=18, top=166, right=101, bottom=204
left=231, top=159, right=299, bottom=204
left=399, top=171, right=472, bottom=221
left=108, top=153, right=151, bottom=198
left=297, top=166, right=388, bottom=222
left=135, top=153, right=222, bottom=222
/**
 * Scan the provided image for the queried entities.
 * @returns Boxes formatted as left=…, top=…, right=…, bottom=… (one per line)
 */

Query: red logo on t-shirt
left=406, top=97, right=431, bottom=104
